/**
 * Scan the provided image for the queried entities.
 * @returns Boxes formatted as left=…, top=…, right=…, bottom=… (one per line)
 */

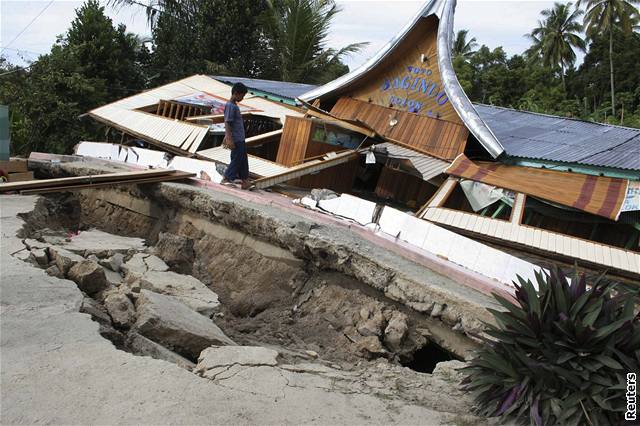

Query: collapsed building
left=74, top=0, right=638, bottom=283
left=2, top=1, right=639, bottom=422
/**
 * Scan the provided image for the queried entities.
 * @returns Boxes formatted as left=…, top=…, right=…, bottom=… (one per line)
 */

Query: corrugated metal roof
left=196, top=146, right=289, bottom=178
left=212, top=75, right=317, bottom=102
left=474, top=103, right=640, bottom=171
left=374, top=142, right=449, bottom=181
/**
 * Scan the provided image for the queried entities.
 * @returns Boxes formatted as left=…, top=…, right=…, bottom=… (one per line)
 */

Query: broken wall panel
left=375, top=166, right=438, bottom=209
left=330, top=97, right=467, bottom=160
left=446, top=154, right=629, bottom=220
left=377, top=206, right=543, bottom=289
left=317, top=193, right=377, bottom=226
left=276, top=116, right=314, bottom=166
left=296, top=158, right=359, bottom=194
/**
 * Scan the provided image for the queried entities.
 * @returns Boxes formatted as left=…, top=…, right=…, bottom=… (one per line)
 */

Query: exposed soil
left=17, top=191, right=458, bottom=370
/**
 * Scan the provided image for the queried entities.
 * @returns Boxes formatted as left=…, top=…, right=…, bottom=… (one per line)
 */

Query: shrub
left=462, top=267, right=639, bottom=425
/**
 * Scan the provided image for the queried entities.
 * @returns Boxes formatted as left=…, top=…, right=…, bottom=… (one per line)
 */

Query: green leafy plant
left=462, top=266, right=639, bottom=425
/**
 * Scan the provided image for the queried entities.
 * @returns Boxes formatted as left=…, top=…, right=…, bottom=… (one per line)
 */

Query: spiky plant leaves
left=461, top=265, right=639, bottom=425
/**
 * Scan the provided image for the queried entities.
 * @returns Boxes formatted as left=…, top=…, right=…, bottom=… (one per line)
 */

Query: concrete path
left=1, top=195, right=476, bottom=425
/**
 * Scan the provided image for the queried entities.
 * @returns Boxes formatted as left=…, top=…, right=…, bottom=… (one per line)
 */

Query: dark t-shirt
left=224, top=101, right=245, bottom=142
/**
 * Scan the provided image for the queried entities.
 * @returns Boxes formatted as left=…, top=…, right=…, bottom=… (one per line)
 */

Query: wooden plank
left=510, top=193, right=526, bottom=224
left=464, top=215, right=477, bottom=232
left=610, top=248, right=625, bottom=270
left=7, top=171, right=34, bottom=182
left=20, top=171, right=195, bottom=195
left=423, top=208, right=437, bottom=221
left=594, top=243, right=605, bottom=265
left=629, top=253, right=640, bottom=274
left=570, top=238, right=581, bottom=259
left=0, top=169, right=174, bottom=192
left=430, top=208, right=444, bottom=223
left=600, top=246, right=613, bottom=268
left=253, top=150, right=359, bottom=189
left=479, top=216, right=492, bottom=235
left=0, top=159, right=28, bottom=173
left=246, top=129, right=283, bottom=147
left=531, top=229, right=541, bottom=248
left=472, top=216, right=485, bottom=234
left=586, top=241, right=597, bottom=263
left=578, top=240, right=589, bottom=262
left=486, top=219, right=498, bottom=237
left=450, top=210, right=464, bottom=228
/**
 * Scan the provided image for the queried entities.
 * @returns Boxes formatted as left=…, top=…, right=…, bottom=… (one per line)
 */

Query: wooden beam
left=245, top=129, right=283, bottom=147
left=19, top=171, right=195, bottom=195
left=7, top=171, right=34, bottom=182
left=0, top=159, right=28, bottom=173
left=0, top=169, right=176, bottom=193
left=303, top=108, right=377, bottom=138
left=185, top=112, right=253, bottom=124
left=253, top=150, right=359, bottom=189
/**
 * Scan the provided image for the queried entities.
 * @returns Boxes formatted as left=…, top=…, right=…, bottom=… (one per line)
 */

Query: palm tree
left=265, top=0, right=368, bottom=83
left=577, top=0, right=640, bottom=116
left=526, top=2, right=585, bottom=91
left=452, top=29, right=478, bottom=59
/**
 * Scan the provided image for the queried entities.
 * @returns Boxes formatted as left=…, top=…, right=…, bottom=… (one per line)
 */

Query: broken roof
left=372, top=142, right=449, bottom=181
left=212, top=75, right=317, bottom=104
left=88, top=75, right=303, bottom=155
left=299, top=0, right=505, bottom=160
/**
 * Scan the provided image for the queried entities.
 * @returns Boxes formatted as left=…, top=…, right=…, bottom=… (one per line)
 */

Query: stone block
left=126, top=332, right=195, bottom=370
left=138, top=270, right=219, bottom=317
left=104, top=293, right=136, bottom=328
left=134, top=290, right=234, bottom=359
left=68, top=260, right=109, bottom=295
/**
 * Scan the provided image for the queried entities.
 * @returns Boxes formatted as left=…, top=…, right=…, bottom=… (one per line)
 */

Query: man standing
left=221, top=82, right=251, bottom=189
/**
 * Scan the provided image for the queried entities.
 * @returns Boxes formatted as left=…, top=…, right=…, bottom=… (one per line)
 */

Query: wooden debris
left=0, top=169, right=195, bottom=194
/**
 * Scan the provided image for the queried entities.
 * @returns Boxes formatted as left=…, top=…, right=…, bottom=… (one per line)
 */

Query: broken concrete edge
left=28, top=158, right=500, bottom=357
left=152, top=184, right=497, bottom=332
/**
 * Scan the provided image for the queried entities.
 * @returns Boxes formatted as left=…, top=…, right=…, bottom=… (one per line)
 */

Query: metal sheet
left=474, top=104, right=640, bottom=171
left=372, top=142, right=449, bottom=181
left=299, top=0, right=505, bottom=159
left=213, top=76, right=317, bottom=102
left=197, top=146, right=289, bottom=177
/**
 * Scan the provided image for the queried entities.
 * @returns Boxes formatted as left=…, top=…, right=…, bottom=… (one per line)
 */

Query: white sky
left=1, top=0, right=572, bottom=70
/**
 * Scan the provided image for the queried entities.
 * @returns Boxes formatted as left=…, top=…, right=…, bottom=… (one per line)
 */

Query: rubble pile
left=15, top=229, right=234, bottom=366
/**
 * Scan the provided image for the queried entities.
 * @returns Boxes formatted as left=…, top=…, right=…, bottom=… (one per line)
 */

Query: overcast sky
left=1, top=0, right=572, bottom=70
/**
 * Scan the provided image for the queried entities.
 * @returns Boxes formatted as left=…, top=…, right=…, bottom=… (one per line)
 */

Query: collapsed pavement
left=1, top=155, right=508, bottom=424
left=1, top=193, right=488, bottom=424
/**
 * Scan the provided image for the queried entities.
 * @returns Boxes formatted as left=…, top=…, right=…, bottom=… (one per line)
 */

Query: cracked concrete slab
left=1, top=194, right=485, bottom=424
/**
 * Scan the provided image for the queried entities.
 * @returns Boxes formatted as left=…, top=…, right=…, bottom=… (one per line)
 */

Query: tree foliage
left=263, top=0, right=367, bottom=84
left=1, top=0, right=639, bottom=157
left=110, top=0, right=365, bottom=84
left=1, top=0, right=149, bottom=155
left=526, top=2, right=585, bottom=91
